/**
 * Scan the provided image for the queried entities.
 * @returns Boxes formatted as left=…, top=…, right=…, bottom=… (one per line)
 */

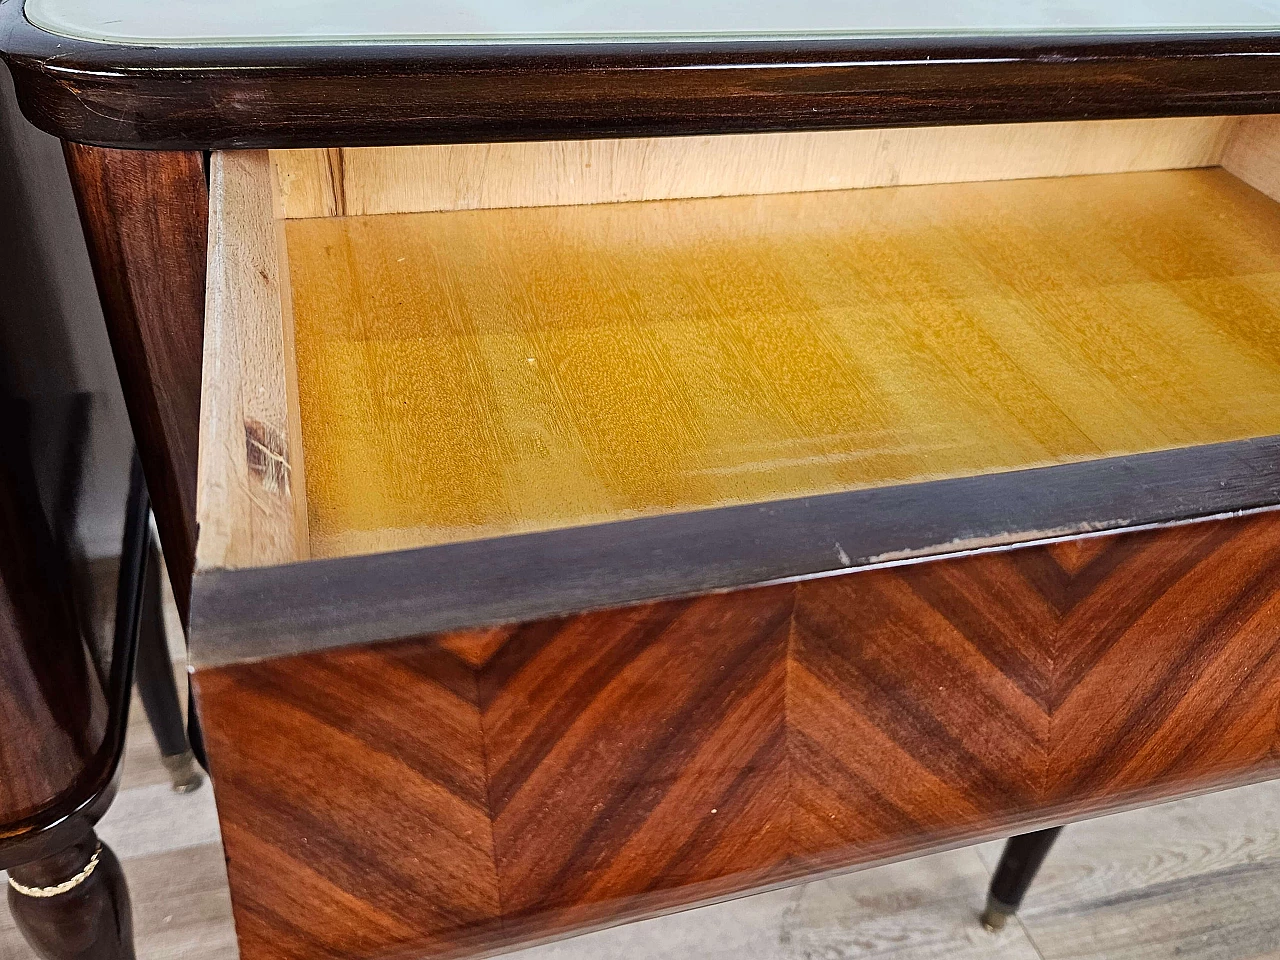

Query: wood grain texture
left=6, top=6, right=1280, bottom=152
left=283, top=167, right=1280, bottom=561
left=270, top=116, right=1236, bottom=218
left=271, top=148, right=344, bottom=220
left=0, top=429, right=107, bottom=827
left=198, top=150, right=309, bottom=572
left=63, top=145, right=207, bottom=624
left=988, top=784, right=1280, bottom=960
left=1022, top=861, right=1280, bottom=960
left=193, top=510, right=1280, bottom=960
left=1222, top=113, right=1280, bottom=201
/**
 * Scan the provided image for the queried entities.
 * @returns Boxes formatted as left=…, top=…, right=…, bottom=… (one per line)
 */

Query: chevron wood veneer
left=193, top=511, right=1280, bottom=960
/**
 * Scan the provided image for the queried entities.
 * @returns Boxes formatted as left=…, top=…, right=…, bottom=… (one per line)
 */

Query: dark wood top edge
left=190, top=436, right=1280, bottom=668
left=4, top=3, right=1280, bottom=149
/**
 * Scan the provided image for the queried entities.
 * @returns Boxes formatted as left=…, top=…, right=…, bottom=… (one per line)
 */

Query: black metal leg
left=981, top=826, right=1063, bottom=931
left=7, top=831, right=135, bottom=960
left=131, top=523, right=202, bottom=794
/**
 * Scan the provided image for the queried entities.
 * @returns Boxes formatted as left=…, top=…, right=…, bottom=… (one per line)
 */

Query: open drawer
left=192, top=114, right=1280, bottom=665
left=189, top=116, right=1280, bottom=960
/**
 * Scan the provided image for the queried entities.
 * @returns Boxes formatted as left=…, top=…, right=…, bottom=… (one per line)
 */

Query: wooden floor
left=288, top=167, right=1280, bottom=559
left=4, top=679, right=1280, bottom=959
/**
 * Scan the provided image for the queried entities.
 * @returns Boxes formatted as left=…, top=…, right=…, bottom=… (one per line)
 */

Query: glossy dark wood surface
left=3, top=1, right=1280, bottom=150
left=0, top=448, right=146, bottom=874
left=0, top=448, right=152, bottom=954
left=191, top=435, right=1280, bottom=667
left=0, top=416, right=108, bottom=829
left=194, top=509, right=1280, bottom=960
left=62, top=145, right=206, bottom=625
left=7, top=832, right=136, bottom=960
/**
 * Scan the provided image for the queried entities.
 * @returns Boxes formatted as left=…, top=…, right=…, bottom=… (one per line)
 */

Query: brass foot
left=161, top=751, right=205, bottom=794
left=980, top=894, right=1015, bottom=933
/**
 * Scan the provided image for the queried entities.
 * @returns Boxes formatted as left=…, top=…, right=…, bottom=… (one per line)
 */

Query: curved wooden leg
left=981, top=826, right=1063, bottom=932
left=6, top=832, right=135, bottom=960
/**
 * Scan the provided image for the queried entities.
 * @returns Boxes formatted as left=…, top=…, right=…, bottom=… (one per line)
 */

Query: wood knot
left=244, top=418, right=290, bottom=495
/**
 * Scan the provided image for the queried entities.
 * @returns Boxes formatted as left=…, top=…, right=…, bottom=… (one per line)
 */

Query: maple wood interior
left=197, top=115, right=1280, bottom=574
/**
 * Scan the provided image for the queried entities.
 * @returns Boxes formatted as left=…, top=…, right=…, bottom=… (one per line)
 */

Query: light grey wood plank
left=1, top=843, right=238, bottom=960
left=1018, top=859, right=1280, bottom=960
left=771, top=851, right=1041, bottom=960
left=95, top=781, right=220, bottom=861
left=119, top=713, right=173, bottom=791
left=120, top=669, right=192, bottom=792
left=975, top=780, right=1280, bottom=960
left=156, top=547, right=189, bottom=663
left=976, top=780, right=1280, bottom=909
left=507, top=849, right=1042, bottom=960
left=120, top=842, right=239, bottom=960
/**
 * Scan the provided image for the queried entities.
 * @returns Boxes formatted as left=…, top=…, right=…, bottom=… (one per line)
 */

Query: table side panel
left=62, top=144, right=208, bottom=624
left=193, top=511, right=1280, bottom=960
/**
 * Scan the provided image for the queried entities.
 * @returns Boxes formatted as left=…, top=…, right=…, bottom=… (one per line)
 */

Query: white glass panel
left=23, top=0, right=1280, bottom=47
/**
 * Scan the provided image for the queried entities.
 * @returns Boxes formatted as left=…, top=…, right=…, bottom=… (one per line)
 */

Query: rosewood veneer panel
left=194, top=511, right=1280, bottom=960
left=200, top=643, right=500, bottom=959
left=62, top=144, right=208, bottom=623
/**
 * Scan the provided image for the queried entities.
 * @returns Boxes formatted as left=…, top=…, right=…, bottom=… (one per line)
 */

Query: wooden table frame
left=9, top=6, right=1280, bottom=959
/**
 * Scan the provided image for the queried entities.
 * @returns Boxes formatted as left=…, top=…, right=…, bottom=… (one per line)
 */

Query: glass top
left=23, top=0, right=1280, bottom=47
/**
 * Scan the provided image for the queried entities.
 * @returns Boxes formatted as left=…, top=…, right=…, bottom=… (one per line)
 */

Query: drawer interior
left=198, top=115, right=1280, bottom=578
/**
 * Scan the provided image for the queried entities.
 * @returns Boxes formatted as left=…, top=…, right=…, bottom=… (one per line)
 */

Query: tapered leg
left=63, top=144, right=207, bottom=629
left=981, top=826, right=1063, bottom=931
left=132, top=534, right=202, bottom=793
left=7, top=832, right=134, bottom=960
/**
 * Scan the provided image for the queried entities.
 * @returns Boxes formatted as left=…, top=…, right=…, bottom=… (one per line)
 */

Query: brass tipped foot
left=980, top=894, right=1015, bottom=933
left=161, top=751, right=205, bottom=794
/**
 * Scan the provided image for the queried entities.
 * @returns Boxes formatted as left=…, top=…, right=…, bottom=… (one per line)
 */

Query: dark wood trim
left=190, top=434, right=1280, bottom=667
left=4, top=2, right=1280, bottom=149
left=62, top=144, right=206, bottom=626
